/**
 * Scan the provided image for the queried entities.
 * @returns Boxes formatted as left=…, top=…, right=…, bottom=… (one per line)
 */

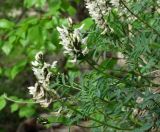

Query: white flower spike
left=57, top=19, right=88, bottom=63
left=84, top=0, right=110, bottom=34
left=28, top=52, right=58, bottom=107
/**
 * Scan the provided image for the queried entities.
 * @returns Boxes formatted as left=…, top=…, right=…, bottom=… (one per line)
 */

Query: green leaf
left=44, top=21, right=54, bottom=29
left=100, top=59, right=117, bottom=69
left=10, top=60, right=27, bottom=79
left=0, top=96, right=6, bottom=111
left=19, top=106, right=35, bottom=118
left=50, top=0, right=61, bottom=12
left=27, top=25, right=43, bottom=44
left=81, top=18, right=94, bottom=30
left=24, top=0, right=46, bottom=8
left=2, top=43, right=13, bottom=55
left=0, top=19, right=14, bottom=29
left=11, top=103, right=19, bottom=113
left=67, top=6, right=76, bottom=16
left=61, top=0, right=70, bottom=10
left=150, top=43, right=160, bottom=49
left=2, top=36, right=16, bottom=55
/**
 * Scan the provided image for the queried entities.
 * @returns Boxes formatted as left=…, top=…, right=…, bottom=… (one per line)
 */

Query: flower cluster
left=57, top=19, right=88, bottom=63
left=110, top=0, right=120, bottom=7
left=28, top=52, right=57, bottom=107
left=84, top=0, right=110, bottom=34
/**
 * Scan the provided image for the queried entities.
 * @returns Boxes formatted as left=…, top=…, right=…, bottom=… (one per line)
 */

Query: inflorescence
left=28, top=52, right=57, bottom=107
left=84, top=0, right=120, bottom=34
left=84, top=0, right=109, bottom=34
left=57, top=18, right=88, bottom=63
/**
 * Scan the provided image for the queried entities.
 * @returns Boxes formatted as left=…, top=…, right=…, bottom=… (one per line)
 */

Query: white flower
left=51, top=61, right=57, bottom=69
left=31, top=61, right=39, bottom=67
left=33, top=86, right=44, bottom=100
left=98, top=0, right=108, bottom=15
left=28, top=86, right=36, bottom=95
left=28, top=52, right=58, bottom=107
left=28, top=83, right=44, bottom=100
left=57, top=21, right=88, bottom=63
left=136, top=97, right=144, bottom=104
left=69, top=57, right=77, bottom=63
left=39, top=98, right=52, bottom=107
left=32, top=67, right=44, bottom=83
left=82, top=47, right=89, bottom=55
left=84, top=0, right=110, bottom=33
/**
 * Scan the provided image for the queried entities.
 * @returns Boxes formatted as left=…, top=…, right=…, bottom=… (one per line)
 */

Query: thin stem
left=56, top=83, right=82, bottom=91
left=3, top=93, right=37, bottom=104
left=76, top=124, right=102, bottom=128
left=120, top=0, right=160, bottom=36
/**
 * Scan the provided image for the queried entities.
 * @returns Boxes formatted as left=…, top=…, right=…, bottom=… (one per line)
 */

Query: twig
left=3, top=93, right=37, bottom=104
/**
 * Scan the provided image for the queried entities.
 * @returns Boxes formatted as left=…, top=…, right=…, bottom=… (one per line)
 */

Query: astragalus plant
left=27, top=0, right=160, bottom=131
